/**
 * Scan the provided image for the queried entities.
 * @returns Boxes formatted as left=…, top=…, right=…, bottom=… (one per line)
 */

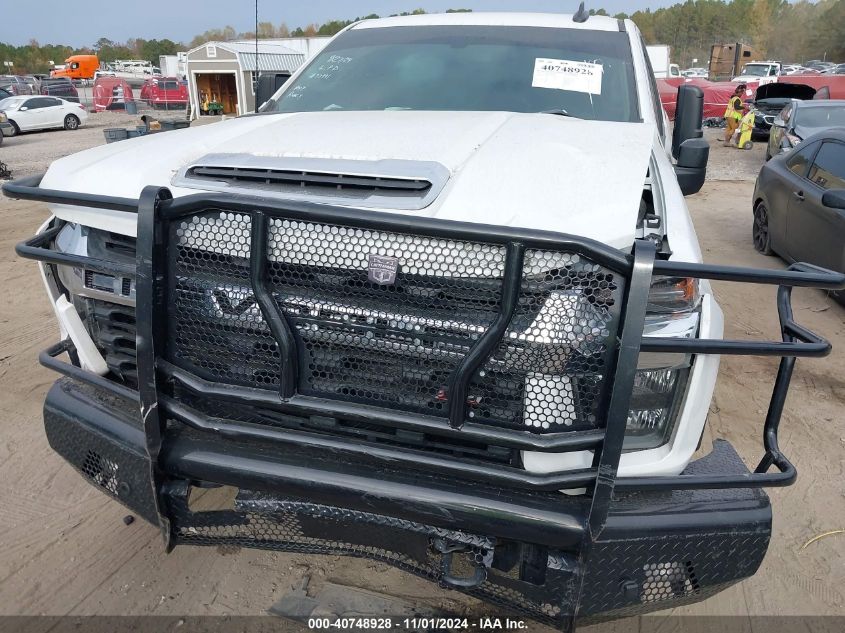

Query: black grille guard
left=7, top=173, right=845, bottom=537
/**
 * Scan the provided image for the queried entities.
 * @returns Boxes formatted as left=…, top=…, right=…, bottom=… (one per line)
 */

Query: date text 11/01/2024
left=307, top=617, right=529, bottom=630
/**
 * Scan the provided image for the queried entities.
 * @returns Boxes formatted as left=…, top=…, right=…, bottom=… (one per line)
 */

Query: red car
left=139, top=77, right=188, bottom=109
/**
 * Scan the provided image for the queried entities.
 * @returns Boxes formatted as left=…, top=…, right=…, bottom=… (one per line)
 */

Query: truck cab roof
left=352, top=12, right=624, bottom=31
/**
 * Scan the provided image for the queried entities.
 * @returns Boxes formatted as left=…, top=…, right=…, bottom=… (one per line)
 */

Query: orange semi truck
left=51, top=55, right=99, bottom=80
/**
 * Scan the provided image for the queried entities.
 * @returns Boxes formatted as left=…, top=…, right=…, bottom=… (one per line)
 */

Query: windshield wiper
left=540, top=109, right=580, bottom=118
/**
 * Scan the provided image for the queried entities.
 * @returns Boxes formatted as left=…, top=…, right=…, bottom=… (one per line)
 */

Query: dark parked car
left=0, top=113, right=8, bottom=143
left=753, top=129, right=845, bottom=302
left=803, top=60, right=835, bottom=73
left=0, top=89, right=14, bottom=139
left=0, top=75, right=33, bottom=95
left=0, top=90, right=13, bottom=140
left=752, top=82, right=816, bottom=140
left=40, top=78, right=80, bottom=103
left=767, top=99, right=845, bottom=160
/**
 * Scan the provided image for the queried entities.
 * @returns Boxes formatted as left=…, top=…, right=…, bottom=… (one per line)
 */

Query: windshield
left=264, top=25, right=639, bottom=122
left=795, top=106, right=845, bottom=129
left=740, top=64, right=772, bottom=77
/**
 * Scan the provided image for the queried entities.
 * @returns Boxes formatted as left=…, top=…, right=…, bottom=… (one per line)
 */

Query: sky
left=3, top=0, right=679, bottom=48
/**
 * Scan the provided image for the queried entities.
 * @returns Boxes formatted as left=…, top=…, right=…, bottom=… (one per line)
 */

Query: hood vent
left=173, top=154, right=450, bottom=211
left=186, top=165, right=432, bottom=193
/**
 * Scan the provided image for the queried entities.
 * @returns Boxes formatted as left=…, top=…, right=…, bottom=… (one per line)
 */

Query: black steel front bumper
left=8, top=174, right=845, bottom=630
left=47, top=375, right=772, bottom=627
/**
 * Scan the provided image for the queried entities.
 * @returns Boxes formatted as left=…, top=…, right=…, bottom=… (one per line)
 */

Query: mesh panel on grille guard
left=169, top=211, right=621, bottom=433
left=171, top=212, right=282, bottom=387
left=267, top=218, right=506, bottom=417
left=470, top=250, right=618, bottom=431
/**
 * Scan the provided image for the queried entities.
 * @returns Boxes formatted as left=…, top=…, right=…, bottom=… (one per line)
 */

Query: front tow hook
left=431, top=537, right=489, bottom=589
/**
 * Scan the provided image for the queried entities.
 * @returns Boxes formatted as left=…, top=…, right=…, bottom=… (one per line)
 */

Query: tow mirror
left=255, top=72, right=291, bottom=112
left=672, top=85, right=709, bottom=196
left=822, top=189, right=845, bottom=210
left=675, top=138, right=710, bottom=196
left=255, top=75, right=276, bottom=112
left=672, top=85, right=704, bottom=158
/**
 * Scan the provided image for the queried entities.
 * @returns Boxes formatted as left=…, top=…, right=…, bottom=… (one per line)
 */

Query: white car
left=682, top=67, right=708, bottom=77
left=0, top=95, right=88, bottom=136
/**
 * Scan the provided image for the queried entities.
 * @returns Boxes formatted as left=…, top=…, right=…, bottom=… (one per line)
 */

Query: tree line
left=623, top=0, right=844, bottom=68
left=1, top=1, right=842, bottom=74
left=0, top=37, right=182, bottom=74
left=186, top=8, right=472, bottom=47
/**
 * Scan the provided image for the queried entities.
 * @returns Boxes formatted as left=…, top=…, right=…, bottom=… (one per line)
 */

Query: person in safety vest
left=724, top=84, right=746, bottom=147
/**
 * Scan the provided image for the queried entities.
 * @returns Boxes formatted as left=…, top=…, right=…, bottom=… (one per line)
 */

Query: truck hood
left=42, top=111, right=656, bottom=248
left=755, top=82, right=816, bottom=102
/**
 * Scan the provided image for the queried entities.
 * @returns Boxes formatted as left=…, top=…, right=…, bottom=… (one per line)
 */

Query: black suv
left=40, top=78, right=80, bottom=103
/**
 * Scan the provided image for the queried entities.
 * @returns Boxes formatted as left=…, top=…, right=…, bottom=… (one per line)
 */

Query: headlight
left=515, top=275, right=698, bottom=441
left=0, top=112, right=7, bottom=123
left=622, top=276, right=699, bottom=450
left=625, top=363, right=691, bottom=450
left=646, top=276, right=699, bottom=317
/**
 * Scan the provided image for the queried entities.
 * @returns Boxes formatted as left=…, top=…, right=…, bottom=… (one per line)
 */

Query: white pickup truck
left=6, top=10, right=842, bottom=630
left=732, top=60, right=783, bottom=84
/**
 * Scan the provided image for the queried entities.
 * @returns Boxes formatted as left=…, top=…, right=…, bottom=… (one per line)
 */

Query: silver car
left=0, top=75, right=33, bottom=96
left=767, top=99, right=845, bottom=160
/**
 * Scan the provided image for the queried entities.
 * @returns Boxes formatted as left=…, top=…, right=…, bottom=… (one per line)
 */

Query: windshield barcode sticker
left=532, top=58, right=603, bottom=94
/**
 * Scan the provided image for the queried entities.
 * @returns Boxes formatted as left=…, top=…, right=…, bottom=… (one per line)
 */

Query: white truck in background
left=646, top=44, right=681, bottom=78
left=732, top=60, right=783, bottom=84
left=159, top=53, right=187, bottom=79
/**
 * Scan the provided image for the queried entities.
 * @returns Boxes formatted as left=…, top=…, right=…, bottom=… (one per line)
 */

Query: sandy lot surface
left=0, top=126, right=843, bottom=630
left=0, top=109, right=217, bottom=180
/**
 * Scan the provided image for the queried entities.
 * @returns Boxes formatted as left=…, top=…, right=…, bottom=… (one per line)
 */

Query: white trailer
left=646, top=45, right=681, bottom=78
left=159, top=53, right=187, bottom=79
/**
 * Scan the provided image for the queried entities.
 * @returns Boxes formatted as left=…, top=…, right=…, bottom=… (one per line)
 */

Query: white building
left=185, top=40, right=303, bottom=117
left=265, top=37, right=331, bottom=59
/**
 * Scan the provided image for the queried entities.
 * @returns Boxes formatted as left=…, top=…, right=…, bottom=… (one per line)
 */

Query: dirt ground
left=0, top=109, right=217, bottom=180
left=0, top=126, right=843, bottom=631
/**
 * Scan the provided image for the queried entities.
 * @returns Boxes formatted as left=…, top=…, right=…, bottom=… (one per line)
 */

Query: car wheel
left=752, top=202, right=774, bottom=255
left=7, top=121, right=19, bottom=137
left=64, top=114, right=80, bottom=130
